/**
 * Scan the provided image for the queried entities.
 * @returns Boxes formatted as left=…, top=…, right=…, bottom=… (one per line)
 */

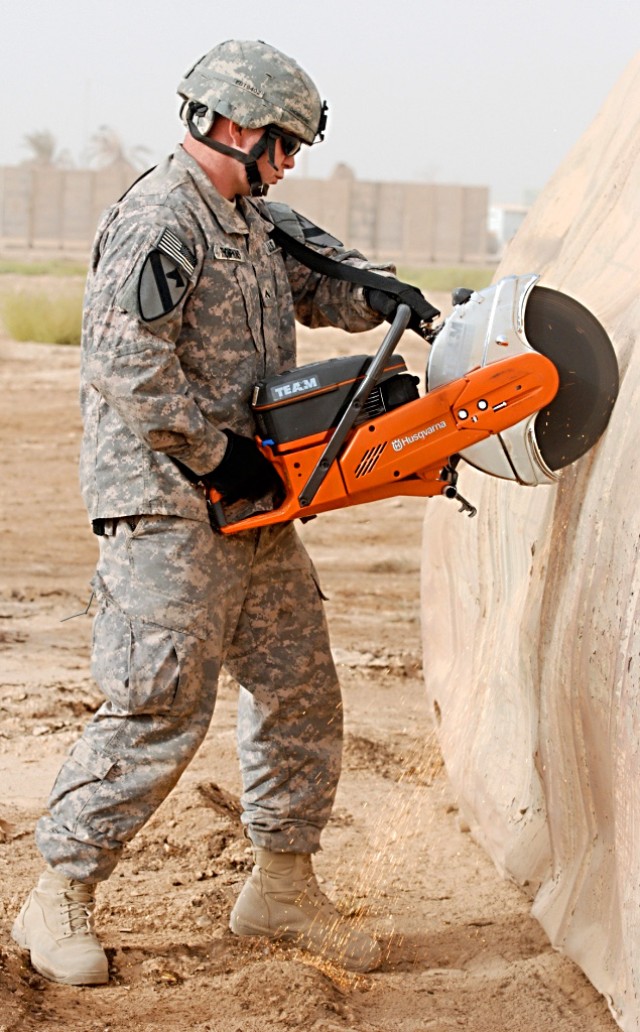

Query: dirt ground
left=0, top=298, right=618, bottom=1032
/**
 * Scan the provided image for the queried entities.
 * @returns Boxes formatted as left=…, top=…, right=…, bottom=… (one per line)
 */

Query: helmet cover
left=178, top=39, right=326, bottom=145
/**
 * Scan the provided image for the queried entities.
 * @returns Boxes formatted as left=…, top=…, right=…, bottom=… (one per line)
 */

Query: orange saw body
left=209, top=350, right=559, bottom=531
left=208, top=275, right=618, bottom=534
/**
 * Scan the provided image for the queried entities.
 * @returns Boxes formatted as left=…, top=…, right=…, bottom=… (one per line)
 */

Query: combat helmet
left=178, top=40, right=328, bottom=196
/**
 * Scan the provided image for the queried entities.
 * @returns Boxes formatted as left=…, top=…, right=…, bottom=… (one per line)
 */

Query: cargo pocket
left=68, top=737, right=120, bottom=782
left=46, top=736, right=123, bottom=837
left=91, top=592, right=205, bottom=718
left=53, top=737, right=135, bottom=845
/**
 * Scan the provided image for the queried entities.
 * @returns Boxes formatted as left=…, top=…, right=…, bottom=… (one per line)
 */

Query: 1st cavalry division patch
left=137, top=229, right=196, bottom=322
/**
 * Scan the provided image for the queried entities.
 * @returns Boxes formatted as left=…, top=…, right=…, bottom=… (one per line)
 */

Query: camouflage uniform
left=35, top=145, right=386, bottom=882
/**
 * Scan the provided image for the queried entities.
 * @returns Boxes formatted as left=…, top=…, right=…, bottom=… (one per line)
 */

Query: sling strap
left=269, top=224, right=441, bottom=331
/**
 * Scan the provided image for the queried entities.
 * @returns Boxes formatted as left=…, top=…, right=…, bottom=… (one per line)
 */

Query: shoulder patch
left=137, top=229, right=196, bottom=323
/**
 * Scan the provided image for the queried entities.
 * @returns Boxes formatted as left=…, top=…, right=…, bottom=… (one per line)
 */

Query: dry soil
left=0, top=303, right=617, bottom=1031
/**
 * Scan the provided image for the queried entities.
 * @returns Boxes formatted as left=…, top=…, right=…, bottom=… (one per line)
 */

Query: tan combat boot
left=229, top=849, right=381, bottom=972
left=12, top=869, right=108, bottom=985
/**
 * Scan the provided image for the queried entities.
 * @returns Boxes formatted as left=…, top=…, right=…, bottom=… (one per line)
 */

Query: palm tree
left=87, top=126, right=151, bottom=171
left=22, top=130, right=73, bottom=167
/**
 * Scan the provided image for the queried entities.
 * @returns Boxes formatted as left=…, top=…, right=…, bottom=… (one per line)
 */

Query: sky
left=2, top=0, right=639, bottom=205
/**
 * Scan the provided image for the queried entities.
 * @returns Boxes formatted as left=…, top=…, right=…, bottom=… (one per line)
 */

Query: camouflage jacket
left=80, top=145, right=387, bottom=523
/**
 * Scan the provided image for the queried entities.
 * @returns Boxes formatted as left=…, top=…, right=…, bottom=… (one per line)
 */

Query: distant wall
left=276, top=170, right=489, bottom=264
left=0, top=164, right=138, bottom=253
left=0, top=162, right=489, bottom=264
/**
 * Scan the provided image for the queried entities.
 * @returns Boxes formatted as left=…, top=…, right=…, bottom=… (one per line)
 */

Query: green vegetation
left=0, top=258, right=87, bottom=277
left=0, top=288, right=83, bottom=345
left=397, top=265, right=495, bottom=292
left=0, top=263, right=494, bottom=347
left=0, top=260, right=493, bottom=288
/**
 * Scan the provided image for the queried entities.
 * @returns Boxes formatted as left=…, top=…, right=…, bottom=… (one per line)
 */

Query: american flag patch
left=156, top=229, right=196, bottom=277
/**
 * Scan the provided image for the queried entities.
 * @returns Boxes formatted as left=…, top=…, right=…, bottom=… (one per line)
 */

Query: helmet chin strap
left=186, top=103, right=276, bottom=196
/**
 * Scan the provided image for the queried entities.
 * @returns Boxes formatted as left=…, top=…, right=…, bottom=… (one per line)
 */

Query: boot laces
left=58, top=883, right=95, bottom=937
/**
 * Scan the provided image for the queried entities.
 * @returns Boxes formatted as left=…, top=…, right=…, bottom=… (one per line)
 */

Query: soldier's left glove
left=202, top=429, right=283, bottom=504
left=365, top=280, right=440, bottom=337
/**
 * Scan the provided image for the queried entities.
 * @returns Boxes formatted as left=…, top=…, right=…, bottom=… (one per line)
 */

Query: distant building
left=488, top=203, right=529, bottom=256
left=0, top=160, right=491, bottom=264
left=277, top=164, right=490, bottom=265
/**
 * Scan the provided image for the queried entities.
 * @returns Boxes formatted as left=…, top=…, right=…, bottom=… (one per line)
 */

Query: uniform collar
left=173, top=145, right=249, bottom=236
left=237, top=195, right=276, bottom=236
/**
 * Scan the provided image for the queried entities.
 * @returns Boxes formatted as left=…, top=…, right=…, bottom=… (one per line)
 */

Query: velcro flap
left=70, top=739, right=119, bottom=780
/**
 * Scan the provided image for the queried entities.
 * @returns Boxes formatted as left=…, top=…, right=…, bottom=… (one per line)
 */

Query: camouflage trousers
left=36, top=515, right=342, bottom=882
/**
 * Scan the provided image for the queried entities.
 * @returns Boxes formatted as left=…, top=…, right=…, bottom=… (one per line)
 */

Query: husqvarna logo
left=392, top=421, right=447, bottom=451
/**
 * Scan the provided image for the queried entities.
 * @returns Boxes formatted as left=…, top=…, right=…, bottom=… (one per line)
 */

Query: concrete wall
left=276, top=170, right=489, bottom=263
left=0, top=161, right=489, bottom=264
left=420, top=52, right=640, bottom=1031
left=0, top=164, right=138, bottom=252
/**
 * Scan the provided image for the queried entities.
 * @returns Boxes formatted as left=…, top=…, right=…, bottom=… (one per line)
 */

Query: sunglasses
left=269, top=127, right=303, bottom=157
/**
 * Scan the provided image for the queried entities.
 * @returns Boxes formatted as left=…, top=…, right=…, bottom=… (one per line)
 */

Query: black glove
left=203, top=430, right=283, bottom=504
left=365, top=280, right=440, bottom=337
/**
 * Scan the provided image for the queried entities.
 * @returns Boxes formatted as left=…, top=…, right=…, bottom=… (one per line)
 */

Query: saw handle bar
left=298, top=304, right=412, bottom=507
left=208, top=304, right=411, bottom=527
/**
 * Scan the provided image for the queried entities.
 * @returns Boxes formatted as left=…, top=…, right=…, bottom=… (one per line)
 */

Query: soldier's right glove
left=203, top=429, right=283, bottom=504
left=365, top=280, right=440, bottom=337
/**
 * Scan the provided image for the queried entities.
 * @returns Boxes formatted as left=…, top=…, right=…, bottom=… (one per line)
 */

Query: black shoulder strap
left=270, top=224, right=399, bottom=293
left=117, top=164, right=157, bottom=203
left=268, top=226, right=439, bottom=330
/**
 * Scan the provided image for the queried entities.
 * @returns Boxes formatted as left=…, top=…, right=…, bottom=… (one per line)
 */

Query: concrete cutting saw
left=208, top=274, right=618, bottom=532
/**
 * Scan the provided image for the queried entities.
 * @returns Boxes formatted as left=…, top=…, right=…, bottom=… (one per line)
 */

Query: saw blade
left=524, top=287, right=619, bottom=470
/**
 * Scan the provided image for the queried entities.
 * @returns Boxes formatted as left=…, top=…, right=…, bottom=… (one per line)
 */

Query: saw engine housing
left=252, top=353, right=420, bottom=444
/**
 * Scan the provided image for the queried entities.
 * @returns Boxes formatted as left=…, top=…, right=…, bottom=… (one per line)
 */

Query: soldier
left=12, top=40, right=438, bottom=984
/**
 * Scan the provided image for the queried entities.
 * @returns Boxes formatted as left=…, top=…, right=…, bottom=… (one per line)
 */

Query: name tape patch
left=213, top=244, right=243, bottom=262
